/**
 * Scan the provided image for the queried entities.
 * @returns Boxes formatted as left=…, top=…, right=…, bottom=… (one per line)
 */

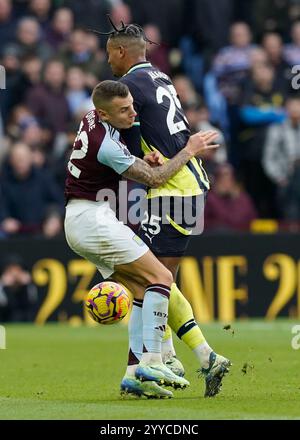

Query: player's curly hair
left=88, top=15, right=159, bottom=45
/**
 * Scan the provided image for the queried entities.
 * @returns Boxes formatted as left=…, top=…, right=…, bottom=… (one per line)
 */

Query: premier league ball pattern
left=85, top=282, right=130, bottom=325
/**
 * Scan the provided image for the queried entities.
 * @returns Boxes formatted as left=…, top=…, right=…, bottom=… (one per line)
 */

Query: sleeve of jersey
left=97, top=136, right=136, bottom=174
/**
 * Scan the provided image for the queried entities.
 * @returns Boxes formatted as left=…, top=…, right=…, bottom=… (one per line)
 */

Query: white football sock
left=162, top=335, right=176, bottom=361
left=141, top=284, right=170, bottom=364
left=193, top=341, right=213, bottom=369
left=125, top=298, right=143, bottom=376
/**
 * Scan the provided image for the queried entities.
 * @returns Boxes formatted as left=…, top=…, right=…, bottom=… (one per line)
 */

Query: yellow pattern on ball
left=85, top=281, right=131, bottom=325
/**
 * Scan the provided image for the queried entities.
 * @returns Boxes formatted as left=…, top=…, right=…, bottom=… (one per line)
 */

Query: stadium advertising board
left=0, top=234, right=299, bottom=323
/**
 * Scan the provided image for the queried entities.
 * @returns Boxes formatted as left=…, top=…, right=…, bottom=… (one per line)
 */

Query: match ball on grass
left=85, top=281, right=130, bottom=325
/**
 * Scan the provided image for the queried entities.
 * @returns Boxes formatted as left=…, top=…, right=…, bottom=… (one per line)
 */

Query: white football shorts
left=64, top=199, right=149, bottom=279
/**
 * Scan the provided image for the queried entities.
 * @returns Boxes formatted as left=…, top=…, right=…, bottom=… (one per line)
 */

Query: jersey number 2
left=68, top=121, right=88, bottom=178
left=156, top=85, right=187, bottom=135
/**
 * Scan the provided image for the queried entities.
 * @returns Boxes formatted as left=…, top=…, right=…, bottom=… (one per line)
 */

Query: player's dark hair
left=92, top=80, right=129, bottom=109
left=88, top=15, right=158, bottom=45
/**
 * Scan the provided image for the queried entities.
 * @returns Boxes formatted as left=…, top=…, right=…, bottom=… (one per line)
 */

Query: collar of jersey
left=123, top=62, right=152, bottom=76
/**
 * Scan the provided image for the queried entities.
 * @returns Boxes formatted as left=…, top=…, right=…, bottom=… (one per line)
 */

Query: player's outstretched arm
left=122, top=131, right=219, bottom=188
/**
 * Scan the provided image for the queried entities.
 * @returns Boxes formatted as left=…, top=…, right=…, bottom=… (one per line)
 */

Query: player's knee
left=148, top=267, right=173, bottom=288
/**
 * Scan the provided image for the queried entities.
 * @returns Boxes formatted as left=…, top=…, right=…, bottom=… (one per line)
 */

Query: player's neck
left=126, top=58, right=148, bottom=73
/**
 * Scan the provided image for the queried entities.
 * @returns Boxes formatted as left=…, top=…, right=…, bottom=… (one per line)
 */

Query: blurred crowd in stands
left=0, top=254, right=37, bottom=321
left=1, top=0, right=300, bottom=238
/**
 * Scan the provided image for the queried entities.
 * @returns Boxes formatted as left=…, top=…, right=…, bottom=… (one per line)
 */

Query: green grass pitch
left=0, top=320, right=299, bottom=420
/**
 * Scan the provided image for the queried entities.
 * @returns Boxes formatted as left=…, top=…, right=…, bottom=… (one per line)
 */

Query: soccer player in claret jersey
left=64, top=80, right=220, bottom=398
left=91, top=18, right=231, bottom=397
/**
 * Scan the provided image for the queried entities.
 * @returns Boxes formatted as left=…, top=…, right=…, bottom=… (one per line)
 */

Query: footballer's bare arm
left=122, top=130, right=219, bottom=188
left=123, top=150, right=192, bottom=188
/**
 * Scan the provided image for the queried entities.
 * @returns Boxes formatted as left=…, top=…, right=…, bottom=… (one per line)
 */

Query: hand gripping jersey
left=120, top=62, right=210, bottom=199
left=65, top=110, right=135, bottom=202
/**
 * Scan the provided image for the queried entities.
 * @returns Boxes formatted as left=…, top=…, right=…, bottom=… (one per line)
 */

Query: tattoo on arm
left=122, top=149, right=192, bottom=188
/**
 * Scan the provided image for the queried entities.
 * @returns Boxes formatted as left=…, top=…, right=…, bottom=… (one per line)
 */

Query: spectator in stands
left=58, top=28, right=102, bottom=78
left=42, top=209, right=63, bottom=238
left=64, top=0, right=112, bottom=34
left=0, top=255, right=37, bottom=322
left=185, top=103, right=227, bottom=177
left=27, top=0, right=52, bottom=32
left=241, top=61, right=287, bottom=122
left=45, top=7, right=74, bottom=50
left=263, top=96, right=300, bottom=220
left=0, top=0, right=16, bottom=51
left=250, top=47, right=269, bottom=67
left=2, top=54, right=43, bottom=123
left=49, top=122, right=77, bottom=190
left=125, top=0, right=184, bottom=47
left=239, top=62, right=287, bottom=217
left=3, top=0, right=300, bottom=228
left=212, top=22, right=255, bottom=104
left=5, top=105, right=39, bottom=140
left=26, top=59, right=70, bottom=136
left=262, top=32, right=292, bottom=91
left=65, top=66, right=91, bottom=117
left=0, top=142, right=64, bottom=237
left=85, top=31, right=113, bottom=84
left=181, top=0, right=234, bottom=56
left=22, top=54, right=42, bottom=85
left=172, top=74, right=200, bottom=108
left=143, top=24, right=171, bottom=75
left=210, top=21, right=256, bottom=164
left=204, top=163, right=257, bottom=231
left=31, top=142, right=48, bottom=169
left=284, top=21, right=300, bottom=66
left=5, top=104, right=52, bottom=160
left=0, top=45, right=22, bottom=123
left=20, top=55, right=43, bottom=95
left=14, top=17, right=53, bottom=61
left=21, top=123, right=47, bottom=151
left=111, top=1, right=132, bottom=28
